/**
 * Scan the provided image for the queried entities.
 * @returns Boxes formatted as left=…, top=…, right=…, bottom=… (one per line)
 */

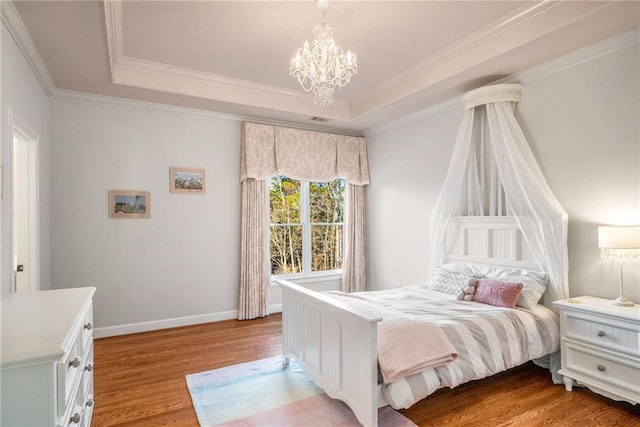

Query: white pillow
left=500, top=275, right=547, bottom=309
left=427, top=266, right=478, bottom=295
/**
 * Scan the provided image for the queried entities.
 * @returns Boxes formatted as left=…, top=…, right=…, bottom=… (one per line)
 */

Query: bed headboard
left=442, top=216, right=541, bottom=271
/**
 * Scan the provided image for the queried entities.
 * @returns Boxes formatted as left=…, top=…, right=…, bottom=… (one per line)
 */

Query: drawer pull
left=597, top=364, right=606, bottom=372
left=597, top=330, right=605, bottom=337
left=86, top=398, right=94, bottom=407
left=69, top=413, right=81, bottom=424
left=69, top=357, right=81, bottom=368
left=84, top=363, right=93, bottom=372
left=84, top=322, right=93, bottom=330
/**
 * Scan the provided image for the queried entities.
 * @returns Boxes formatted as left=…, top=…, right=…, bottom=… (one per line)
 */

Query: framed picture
left=109, top=190, right=150, bottom=219
left=170, top=167, right=205, bottom=194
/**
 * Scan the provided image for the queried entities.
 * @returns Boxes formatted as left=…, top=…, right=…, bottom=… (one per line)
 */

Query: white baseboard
left=94, top=304, right=283, bottom=338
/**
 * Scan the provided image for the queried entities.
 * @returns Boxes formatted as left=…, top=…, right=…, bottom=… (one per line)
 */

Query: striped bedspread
left=325, top=286, right=559, bottom=409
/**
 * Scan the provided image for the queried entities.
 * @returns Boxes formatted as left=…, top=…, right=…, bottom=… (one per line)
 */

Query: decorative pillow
left=473, top=279, right=524, bottom=308
left=466, top=264, right=548, bottom=309
left=427, top=267, right=478, bottom=295
left=502, top=276, right=547, bottom=309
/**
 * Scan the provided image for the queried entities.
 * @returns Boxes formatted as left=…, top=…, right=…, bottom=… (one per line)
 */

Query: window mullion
left=301, top=182, right=312, bottom=275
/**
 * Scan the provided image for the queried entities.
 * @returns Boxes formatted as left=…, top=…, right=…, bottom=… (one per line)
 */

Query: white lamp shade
left=598, top=226, right=640, bottom=249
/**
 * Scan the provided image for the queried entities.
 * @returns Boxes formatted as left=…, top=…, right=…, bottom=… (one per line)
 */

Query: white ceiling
left=11, top=0, right=640, bottom=132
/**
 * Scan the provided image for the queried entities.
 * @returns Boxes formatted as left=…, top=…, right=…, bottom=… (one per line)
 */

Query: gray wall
left=1, top=23, right=52, bottom=296
left=50, top=95, right=339, bottom=332
left=51, top=96, right=243, bottom=330
left=365, top=38, right=640, bottom=303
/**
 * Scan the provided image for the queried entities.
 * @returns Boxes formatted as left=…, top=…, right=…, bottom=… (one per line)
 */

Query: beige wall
left=365, top=36, right=640, bottom=303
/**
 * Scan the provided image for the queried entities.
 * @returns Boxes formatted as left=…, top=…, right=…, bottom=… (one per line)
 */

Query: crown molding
left=364, top=96, right=463, bottom=137
left=101, top=0, right=630, bottom=125
left=512, top=29, right=640, bottom=84
left=112, top=55, right=351, bottom=118
left=53, top=89, right=242, bottom=123
left=351, top=0, right=614, bottom=118
left=366, top=29, right=639, bottom=136
left=1, top=0, right=56, bottom=97
left=53, top=89, right=362, bottom=137
left=102, top=0, right=351, bottom=120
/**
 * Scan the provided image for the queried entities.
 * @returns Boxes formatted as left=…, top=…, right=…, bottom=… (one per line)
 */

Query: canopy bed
left=279, top=83, right=569, bottom=427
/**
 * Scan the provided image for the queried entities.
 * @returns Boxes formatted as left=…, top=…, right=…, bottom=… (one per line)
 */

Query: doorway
left=11, top=115, right=39, bottom=294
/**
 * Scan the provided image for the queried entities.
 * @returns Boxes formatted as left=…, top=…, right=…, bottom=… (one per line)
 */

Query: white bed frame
left=279, top=216, right=540, bottom=427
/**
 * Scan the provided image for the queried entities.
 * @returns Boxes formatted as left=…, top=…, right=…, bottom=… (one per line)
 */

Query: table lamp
left=598, top=225, right=640, bottom=307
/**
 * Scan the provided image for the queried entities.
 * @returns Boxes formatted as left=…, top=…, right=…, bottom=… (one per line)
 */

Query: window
left=269, top=176, right=345, bottom=278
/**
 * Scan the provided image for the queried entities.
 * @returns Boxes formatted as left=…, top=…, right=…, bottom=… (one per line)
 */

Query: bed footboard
left=278, top=280, right=383, bottom=427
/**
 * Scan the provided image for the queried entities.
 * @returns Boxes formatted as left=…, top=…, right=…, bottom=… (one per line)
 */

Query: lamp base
left=611, top=296, right=635, bottom=307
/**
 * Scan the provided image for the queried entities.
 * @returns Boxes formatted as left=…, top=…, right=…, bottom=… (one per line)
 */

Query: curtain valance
left=240, top=122, right=370, bottom=185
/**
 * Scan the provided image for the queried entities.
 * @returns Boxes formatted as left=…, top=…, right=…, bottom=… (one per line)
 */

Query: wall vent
left=309, top=116, right=330, bottom=122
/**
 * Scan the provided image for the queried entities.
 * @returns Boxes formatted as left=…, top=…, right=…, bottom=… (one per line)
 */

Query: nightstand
left=554, top=296, right=639, bottom=405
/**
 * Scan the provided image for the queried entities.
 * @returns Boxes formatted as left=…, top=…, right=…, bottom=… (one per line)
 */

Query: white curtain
left=427, top=84, right=569, bottom=303
left=239, top=122, right=370, bottom=320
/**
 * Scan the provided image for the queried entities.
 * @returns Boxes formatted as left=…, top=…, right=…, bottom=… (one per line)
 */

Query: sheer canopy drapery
left=427, top=84, right=569, bottom=304
left=239, top=122, right=370, bottom=320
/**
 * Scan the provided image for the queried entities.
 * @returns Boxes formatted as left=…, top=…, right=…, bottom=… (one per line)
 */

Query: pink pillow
left=473, top=279, right=524, bottom=308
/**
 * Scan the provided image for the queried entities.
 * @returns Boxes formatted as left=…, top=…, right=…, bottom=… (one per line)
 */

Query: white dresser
left=1, top=287, right=96, bottom=426
left=554, top=296, right=640, bottom=405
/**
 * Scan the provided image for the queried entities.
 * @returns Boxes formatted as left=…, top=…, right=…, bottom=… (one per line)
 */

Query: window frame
left=269, top=178, right=345, bottom=283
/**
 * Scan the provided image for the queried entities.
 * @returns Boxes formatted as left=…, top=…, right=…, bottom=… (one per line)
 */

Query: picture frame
left=109, top=190, right=151, bottom=219
left=170, top=167, right=205, bottom=194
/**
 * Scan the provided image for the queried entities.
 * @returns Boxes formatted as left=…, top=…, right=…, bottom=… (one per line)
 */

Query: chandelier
left=290, top=0, right=358, bottom=107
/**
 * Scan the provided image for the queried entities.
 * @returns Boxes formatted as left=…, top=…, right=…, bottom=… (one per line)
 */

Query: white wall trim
left=93, top=310, right=238, bottom=338
left=53, top=89, right=363, bottom=136
left=54, top=89, right=243, bottom=123
left=366, top=29, right=640, bottom=136
left=511, top=29, right=640, bottom=84
left=0, top=0, right=55, bottom=97
left=364, top=96, right=462, bottom=137
left=8, top=109, right=40, bottom=294
left=94, top=304, right=283, bottom=338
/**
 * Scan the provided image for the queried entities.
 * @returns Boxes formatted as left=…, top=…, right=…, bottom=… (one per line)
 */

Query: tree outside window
left=270, top=176, right=345, bottom=277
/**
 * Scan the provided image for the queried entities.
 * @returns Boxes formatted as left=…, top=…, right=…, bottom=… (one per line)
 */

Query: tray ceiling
left=10, top=0, right=640, bottom=132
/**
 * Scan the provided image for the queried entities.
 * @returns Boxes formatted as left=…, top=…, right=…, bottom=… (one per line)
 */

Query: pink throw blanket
left=325, top=291, right=458, bottom=384
left=378, top=314, right=458, bottom=383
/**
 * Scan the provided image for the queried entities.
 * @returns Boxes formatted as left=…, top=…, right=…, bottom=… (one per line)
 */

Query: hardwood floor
left=93, top=314, right=640, bottom=427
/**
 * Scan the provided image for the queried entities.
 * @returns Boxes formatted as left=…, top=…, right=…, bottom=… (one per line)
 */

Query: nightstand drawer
left=563, top=311, right=639, bottom=354
left=564, top=343, right=640, bottom=393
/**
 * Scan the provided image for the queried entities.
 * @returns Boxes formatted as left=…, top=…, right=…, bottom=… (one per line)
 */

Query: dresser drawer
left=59, top=350, right=94, bottom=427
left=81, top=378, right=94, bottom=427
left=564, top=342, right=640, bottom=394
left=79, top=344, right=94, bottom=403
left=80, top=304, right=94, bottom=352
left=58, top=328, right=85, bottom=414
left=563, top=311, right=639, bottom=354
left=57, top=305, right=94, bottom=416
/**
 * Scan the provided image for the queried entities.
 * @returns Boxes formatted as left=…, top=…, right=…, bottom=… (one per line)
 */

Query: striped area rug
left=186, top=356, right=415, bottom=426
